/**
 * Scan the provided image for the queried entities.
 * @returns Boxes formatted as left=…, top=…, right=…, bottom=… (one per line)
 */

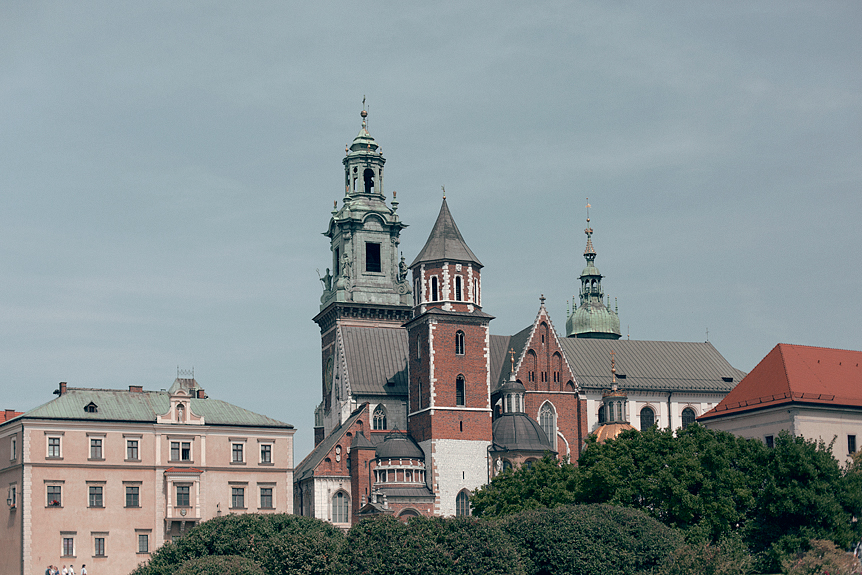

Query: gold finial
left=509, top=348, right=516, bottom=375
left=393, top=191, right=396, bottom=199
left=586, top=197, right=591, bottom=223
left=333, top=200, right=337, bottom=209
left=611, top=350, right=617, bottom=385
left=441, top=185, right=446, bottom=199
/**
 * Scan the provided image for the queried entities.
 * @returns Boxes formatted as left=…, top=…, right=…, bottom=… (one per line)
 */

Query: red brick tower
left=404, top=196, right=493, bottom=516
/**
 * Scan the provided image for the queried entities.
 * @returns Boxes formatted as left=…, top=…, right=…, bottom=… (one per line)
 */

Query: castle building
left=293, top=110, right=746, bottom=527
left=0, top=378, right=294, bottom=575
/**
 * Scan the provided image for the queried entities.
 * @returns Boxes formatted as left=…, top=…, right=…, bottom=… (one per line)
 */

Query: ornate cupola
left=316, top=105, right=413, bottom=315
left=594, top=351, right=636, bottom=442
left=566, top=202, right=621, bottom=339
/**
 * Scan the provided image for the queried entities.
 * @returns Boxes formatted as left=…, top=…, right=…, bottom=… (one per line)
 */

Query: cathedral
left=293, top=109, right=746, bottom=526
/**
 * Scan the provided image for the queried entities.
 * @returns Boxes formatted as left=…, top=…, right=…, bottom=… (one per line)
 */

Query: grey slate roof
left=492, top=413, right=555, bottom=453
left=341, top=326, right=409, bottom=396
left=20, top=388, right=292, bottom=428
left=410, top=198, right=482, bottom=267
left=490, top=327, right=532, bottom=392
left=294, top=404, right=369, bottom=482
left=558, top=339, right=746, bottom=392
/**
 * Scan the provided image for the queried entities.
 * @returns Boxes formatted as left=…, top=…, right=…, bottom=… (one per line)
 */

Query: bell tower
left=313, top=107, right=413, bottom=442
left=405, top=196, right=493, bottom=516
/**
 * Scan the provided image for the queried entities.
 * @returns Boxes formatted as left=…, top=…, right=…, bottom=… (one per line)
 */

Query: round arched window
left=640, top=406, right=655, bottom=431
left=682, top=407, right=696, bottom=429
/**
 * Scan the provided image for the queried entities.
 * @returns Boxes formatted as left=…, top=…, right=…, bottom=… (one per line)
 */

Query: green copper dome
left=566, top=212, right=621, bottom=339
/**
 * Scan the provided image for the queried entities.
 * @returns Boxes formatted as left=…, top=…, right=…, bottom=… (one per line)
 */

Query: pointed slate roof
left=410, top=198, right=482, bottom=267
left=700, top=343, right=862, bottom=419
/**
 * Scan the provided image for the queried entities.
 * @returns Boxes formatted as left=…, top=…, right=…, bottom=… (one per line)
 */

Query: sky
left=2, top=2, right=860, bottom=460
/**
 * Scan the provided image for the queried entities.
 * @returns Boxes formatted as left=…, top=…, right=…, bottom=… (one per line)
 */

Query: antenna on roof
left=441, top=185, right=446, bottom=199
left=706, top=328, right=709, bottom=343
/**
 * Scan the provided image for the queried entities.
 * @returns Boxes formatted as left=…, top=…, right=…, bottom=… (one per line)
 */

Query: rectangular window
left=11, top=436, right=16, bottom=461
left=127, top=439, right=139, bottom=460
left=90, top=438, right=103, bottom=459
left=231, top=487, right=245, bottom=509
left=260, top=487, right=273, bottom=509
left=94, top=537, right=105, bottom=557
left=765, top=435, right=774, bottom=449
left=260, top=444, right=272, bottom=464
left=8, top=485, right=16, bottom=507
left=365, top=242, right=381, bottom=273
left=850, top=435, right=857, bottom=455
left=48, top=485, right=62, bottom=507
left=232, top=443, right=244, bottom=463
left=126, top=486, right=140, bottom=507
left=138, top=533, right=149, bottom=554
left=48, top=437, right=61, bottom=458
left=89, top=486, right=103, bottom=508
left=176, top=485, right=190, bottom=507
left=170, top=441, right=191, bottom=461
left=62, top=537, right=75, bottom=557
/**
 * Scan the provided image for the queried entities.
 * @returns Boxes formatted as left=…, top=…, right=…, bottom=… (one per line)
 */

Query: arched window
left=539, top=403, right=556, bottom=449
left=455, top=376, right=465, bottom=406
left=332, top=491, right=349, bottom=523
left=455, top=330, right=465, bottom=355
left=608, top=402, right=615, bottom=422
left=455, top=490, right=470, bottom=517
left=681, top=407, right=696, bottom=429
left=373, top=405, right=387, bottom=430
left=417, top=377, right=423, bottom=410
left=455, top=276, right=462, bottom=301
left=598, top=405, right=606, bottom=424
left=640, top=406, right=655, bottom=431
left=473, top=278, right=479, bottom=304
left=363, top=168, right=374, bottom=193
left=431, top=276, right=439, bottom=301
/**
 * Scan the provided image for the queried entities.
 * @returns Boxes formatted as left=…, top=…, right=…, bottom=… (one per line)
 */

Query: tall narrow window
left=850, top=435, right=857, bottom=455
left=456, top=376, right=465, bottom=406
left=365, top=242, right=381, bottom=273
left=94, top=537, right=106, bottom=557
left=63, top=537, right=74, bottom=557
left=455, top=330, right=465, bottom=355
left=127, top=439, right=139, bottom=460
left=765, top=435, right=774, bottom=449
left=373, top=405, right=387, bottom=430
left=10, top=436, right=16, bottom=461
left=455, top=276, right=462, bottom=301
left=598, top=405, right=606, bottom=424
left=90, top=438, right=103, bottom=459
left=260, top=444, right=272, bottom=463
left=473, top=278, right=479, bottom=304
left=539, top=403, right=556, bottom=449
left=640, top=406, right=655, bottom=431
left=418, top=378, right=423, bottom=409
left=363, top=168, right=375, bottom=194
left=455, top=490, right=470, bottom=516
left=232, top=443, right=244, bottom=463
left=48, top=437, right=61, bottom=458
left=332, top=491, right=349, bottom=523
left=138, top=533, right=149, bottom=554
left=681, top=407, right=696, bottom=429
left=431, top=276, right=438, bottom=301
left=414, top=278, right=421, bottom=305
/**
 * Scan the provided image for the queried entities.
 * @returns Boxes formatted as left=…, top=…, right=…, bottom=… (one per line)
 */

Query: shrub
left=653, top=535, right=754, bottom=575
left=781, top=539, right=861, bottom=575
left=173, top=554, right=265, bottom=575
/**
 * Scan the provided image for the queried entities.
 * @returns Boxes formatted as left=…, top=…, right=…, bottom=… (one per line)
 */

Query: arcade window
left=365, top=242, right=381, bottom=273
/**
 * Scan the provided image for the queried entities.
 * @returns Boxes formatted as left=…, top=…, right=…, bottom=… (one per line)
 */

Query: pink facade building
left=0, top=378, right=294, bottom=575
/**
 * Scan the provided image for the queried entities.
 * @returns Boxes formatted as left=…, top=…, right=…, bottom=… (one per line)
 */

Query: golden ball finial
left=360, top=109, right=367, bottom=118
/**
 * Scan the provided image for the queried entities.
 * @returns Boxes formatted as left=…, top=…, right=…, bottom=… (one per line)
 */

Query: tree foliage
left=342, top=515, right=523, bottom=575
left=173, top=554, right=266, bottom=575
left=781, top=539, right=862, bottom=575
left=652, top=535, right=755, bottom=575
left=471, top=454, right=578, bottom=518
left=130, top=513, right=345, bottom=575
left=499, top=504, right=683, bottom=575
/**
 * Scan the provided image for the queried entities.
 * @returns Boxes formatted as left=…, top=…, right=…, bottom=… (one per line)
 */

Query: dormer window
left=84, top=402, right=98, bottom=413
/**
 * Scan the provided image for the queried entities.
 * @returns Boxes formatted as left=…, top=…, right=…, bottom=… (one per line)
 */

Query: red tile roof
left=164, top=467, right=204, bottom=474
left=700, top=344, right=862, bottom=420
left=2, top=409, right=23, bottom=422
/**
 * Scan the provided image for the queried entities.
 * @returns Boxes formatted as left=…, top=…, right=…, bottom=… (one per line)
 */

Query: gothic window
left=640, top=406, right=655, bottom=431
left=539, top=403, right=556, bottom=449
left=526, top=351, right=537, bottom=388
left=473, top=278, right=479, bottom=304
left=373, top=405, right=387, bottom=430
left=456, top=376, right=465, bottom=406
left=332, top=491, right=349, bottom=523
left=455, top=330, right=465, bottom=355
left=365, top=242, right=381, bottom=273
left=418, top=377, right=423, bottom=409
left=455, top=276, right=462, bottom=301
left=681, top=407, right=696, bottom=429
left=414, top=278, right=421, bottom=305
left=431, top=276, right=439, bottom=301
left=455, top=490, right=470, bottom=517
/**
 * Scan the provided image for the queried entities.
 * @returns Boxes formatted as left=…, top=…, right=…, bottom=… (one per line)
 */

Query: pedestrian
left=45, top=566, right=51, bottom=575
left=80, top=565, right=87, bottom=575
left=69, top=565, right=75, bottom=575
left=61, top=565, right=67, bottom=575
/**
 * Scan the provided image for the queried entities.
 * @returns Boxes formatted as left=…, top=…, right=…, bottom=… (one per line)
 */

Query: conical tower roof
left=410, top=197, right=482, bottom=267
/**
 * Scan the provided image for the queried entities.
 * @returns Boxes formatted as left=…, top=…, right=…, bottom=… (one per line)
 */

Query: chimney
left=197, top=389, right=206, bottom=399
left=4, top=409, right=15, bottom=420
left=129, top=385, right=143, bottom=393
left=59, top=382, right=67, bottom=395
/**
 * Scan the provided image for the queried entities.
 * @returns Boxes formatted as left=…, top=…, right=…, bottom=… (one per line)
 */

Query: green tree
left=499, top=504, right=683, bottom=575
left=653, top=535, right=754, bottom=575
left=781, top=539, right=861, bottom=575
left=131, top=513, right=345, bottom=575
left=173, top=554, right=266, bottom=575
left=577, top=425, right=766, bottom=542
left=471, top=454, right=579, bottom=518
left=342, top=515, right=523, bottom=575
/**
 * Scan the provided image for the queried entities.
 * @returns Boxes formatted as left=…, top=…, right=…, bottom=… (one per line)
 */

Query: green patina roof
left=19, top=386, right=292, bottom=428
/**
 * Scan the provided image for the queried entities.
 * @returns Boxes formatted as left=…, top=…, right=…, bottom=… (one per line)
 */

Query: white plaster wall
left=421, top=438, right=489, bottom=516
left=312, top=476, right=352, bottom=525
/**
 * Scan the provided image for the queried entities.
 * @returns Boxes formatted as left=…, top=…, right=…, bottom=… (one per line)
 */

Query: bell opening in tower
left=363, top=168, right=374, bottom=194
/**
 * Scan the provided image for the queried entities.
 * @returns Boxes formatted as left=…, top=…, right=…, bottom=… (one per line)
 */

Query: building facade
left=700, top=343, right=862, bottom=465
left=0, top=378, right=294, bottom=575
left=294, top=110, right=746, bottom=528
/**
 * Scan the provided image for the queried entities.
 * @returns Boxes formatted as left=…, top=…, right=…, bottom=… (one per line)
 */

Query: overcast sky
left=2, top=2, right=860, bottom=459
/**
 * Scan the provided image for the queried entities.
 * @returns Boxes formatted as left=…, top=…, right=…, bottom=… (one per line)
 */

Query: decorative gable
left=514, top=298, right=577, bottom=392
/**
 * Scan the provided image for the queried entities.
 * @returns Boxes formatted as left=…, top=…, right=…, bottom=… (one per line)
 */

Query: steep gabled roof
left=560, top=339, right=744, bottom=393
left=16, top=388, right=292, bottom=428
left=410, top=198, right=482, bottom=267
left=341, top=326, right=409, bottom=396
left=700, top=343, right=862, bottom=420
left=294, top=404, right=368, bottom=482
